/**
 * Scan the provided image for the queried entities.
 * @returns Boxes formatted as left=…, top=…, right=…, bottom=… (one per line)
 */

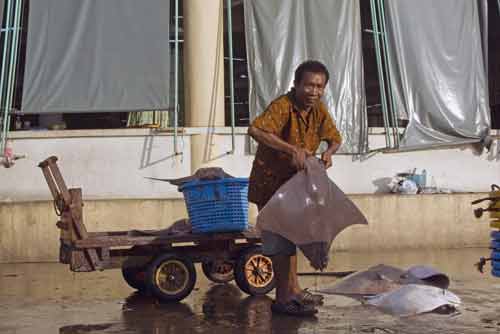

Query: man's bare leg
left=289, top=254, right=303, bottom=296
left=272, top=254, right=293, bottom=304
left=273, top=254, right=303, bottom=304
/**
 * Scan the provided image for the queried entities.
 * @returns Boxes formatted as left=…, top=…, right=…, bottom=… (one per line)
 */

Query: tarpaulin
left=21, top=0, right=171, bottom=114
left=244, top=0, right=368, bottom=154
left=0, top=2, right=4, bottom=32
left=385, top=0, right=491, bottom=148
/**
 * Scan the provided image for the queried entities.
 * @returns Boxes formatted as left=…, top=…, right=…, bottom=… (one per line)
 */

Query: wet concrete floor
left=2, top=248, right=500, bottom=334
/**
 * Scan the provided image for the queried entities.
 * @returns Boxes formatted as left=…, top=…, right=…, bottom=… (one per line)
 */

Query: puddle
left=1, top=248, right=499, bottom=334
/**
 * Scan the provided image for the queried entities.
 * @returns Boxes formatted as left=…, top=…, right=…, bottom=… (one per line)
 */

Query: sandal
left=271, top=300, right=318, bottom=317
left=297, top=289, right=324, bottom=306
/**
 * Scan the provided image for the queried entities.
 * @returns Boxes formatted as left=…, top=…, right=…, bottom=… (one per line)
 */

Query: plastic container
left=492, top=260, right=500, bottom=271
left=408, top=173, right=425, bottom=188
left=491, top=240, right=500, bottom=250
left=491, top=250, right=500, bottom=261
left=179, top=178, right=249, bottom=233
left=491, top=231, right=500, bottom=240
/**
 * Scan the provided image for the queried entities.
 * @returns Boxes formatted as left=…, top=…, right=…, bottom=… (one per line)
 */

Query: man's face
left=294, top=72, right=327, bottom=110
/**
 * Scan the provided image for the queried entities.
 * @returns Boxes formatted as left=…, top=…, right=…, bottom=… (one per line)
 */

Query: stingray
left=146, top=167, right=234, bottom=186
left=257, top=158, right=368, bottom=270
left=365, top=284, right=461, bottom=317
left=128, top=218, right=191, bottom=237
left=319, top=264, right=405, bottom=299
left=319, top=264, right=450, bottom=299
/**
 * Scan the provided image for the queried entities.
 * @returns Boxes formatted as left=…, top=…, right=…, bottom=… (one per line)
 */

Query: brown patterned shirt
left=248, top=91, right=342, bottom=207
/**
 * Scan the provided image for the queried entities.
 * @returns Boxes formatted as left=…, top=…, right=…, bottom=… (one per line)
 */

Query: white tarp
left=244, top=0, right=368, bottom=154
left=385, top=0, right=491, bottom=148
left=22, top=0, right=171, bottom=114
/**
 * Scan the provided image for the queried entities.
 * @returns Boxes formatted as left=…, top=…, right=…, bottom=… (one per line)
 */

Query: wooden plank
left=100, top=247, right=110, bottom=268
left=59, top=241, right=72, bottom=264
left=70, top=251, right=94, bottom=272
left=87, top=227, right=259, bottom=239
left=69, top=188, right=101, bottom=270
left=74, top=232, right=260, bottom=249
left=59, top=214, right=71, bottom=242
left=89, top=230, right=160, bottom=237
left=40, top=167, right=60, bottom=202
left=37, top=156, right=58, bottom=168
left=68, top=188, right=88, bottom=238
left=47, top=159, right=72, bottom=205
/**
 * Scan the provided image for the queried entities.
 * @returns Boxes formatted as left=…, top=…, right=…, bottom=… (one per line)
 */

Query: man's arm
left=318, top=105, right=342, bottom=169
left=321, top=140, right=341, bottom=168
left=248, top=126, right=311, bottom=170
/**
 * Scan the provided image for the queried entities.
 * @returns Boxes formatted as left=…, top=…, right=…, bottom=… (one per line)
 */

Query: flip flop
left=297, top=289, right=324, bottom=306
left=271, top=300, right=318, bottom=317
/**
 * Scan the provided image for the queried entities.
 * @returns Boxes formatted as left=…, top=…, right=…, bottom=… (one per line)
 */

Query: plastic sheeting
left=256, top=158, right=368, bottom=270
left=22, top=0, right=171, bottom=114
left=0, top=2, right=4, bottom=31
left=244, top=0, right=368, bottom=154
left=385, top=0, right=491, bottom=148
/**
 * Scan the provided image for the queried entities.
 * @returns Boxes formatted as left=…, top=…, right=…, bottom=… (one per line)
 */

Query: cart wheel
left=235, top=246, right=275, bottom=296
left=121, top=247, right=151, bottom=291
left=202, top=260, right=235, bottom=284
left=122, top=266, right=147, bottom=291
left=146, top=254, right=196, bottom=302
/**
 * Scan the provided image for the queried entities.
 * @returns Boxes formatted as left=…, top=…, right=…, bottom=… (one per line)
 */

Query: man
left=248, top=60, right=342, bottom=316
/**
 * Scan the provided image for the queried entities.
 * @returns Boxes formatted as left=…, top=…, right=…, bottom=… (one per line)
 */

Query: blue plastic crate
left=492, top=240, right=500, bottom=250
left=492, top=250, right=500, bottom=261
left=179, top=178, right=249, bottom=233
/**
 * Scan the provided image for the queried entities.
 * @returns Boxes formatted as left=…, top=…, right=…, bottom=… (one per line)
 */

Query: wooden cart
left=38, top=156, right=275, bottom=302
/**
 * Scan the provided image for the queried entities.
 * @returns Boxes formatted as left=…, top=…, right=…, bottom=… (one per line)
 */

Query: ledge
left=0, top=191, right=489, bottom=204
left=7, top=127, right=251, bottom=139
left=9, top=127, right=497, bottom=139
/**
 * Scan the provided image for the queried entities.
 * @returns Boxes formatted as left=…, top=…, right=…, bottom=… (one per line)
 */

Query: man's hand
left=321, top=151, right=333, bottom=169
left=291, top=147, right=313, bottom=170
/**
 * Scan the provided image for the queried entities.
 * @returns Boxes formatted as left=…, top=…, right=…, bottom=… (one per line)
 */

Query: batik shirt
left=248, top=91, right=342, bottom=207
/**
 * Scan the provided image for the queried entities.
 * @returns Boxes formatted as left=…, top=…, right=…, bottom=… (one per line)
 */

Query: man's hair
left=294, top=60, right=330, bottom=85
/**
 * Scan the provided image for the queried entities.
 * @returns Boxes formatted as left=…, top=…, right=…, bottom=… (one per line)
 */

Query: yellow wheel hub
left=155, top=260, right=189, bottom=295
left=244, top=254, right=274, bottom=288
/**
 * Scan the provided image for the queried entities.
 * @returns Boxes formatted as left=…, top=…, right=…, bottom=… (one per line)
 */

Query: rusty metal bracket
left=475, top=257, right=491, bottom=273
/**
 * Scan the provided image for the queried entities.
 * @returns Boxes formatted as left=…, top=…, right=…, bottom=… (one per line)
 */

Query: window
left=223, top=0, right=249, bottom=127
left=3, top=0, right=182, bottom=131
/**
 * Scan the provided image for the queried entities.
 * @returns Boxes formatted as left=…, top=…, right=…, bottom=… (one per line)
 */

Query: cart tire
left=202, top=260, right=235, bottom=284
left=235, top=246, right=275, bottom=296
left=122, top=266, right=147, bottom=291
left=146, top=253, right=196, bottom=302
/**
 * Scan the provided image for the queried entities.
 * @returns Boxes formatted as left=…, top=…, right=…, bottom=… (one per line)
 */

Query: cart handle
left=471, top=197, right=500, bottom=205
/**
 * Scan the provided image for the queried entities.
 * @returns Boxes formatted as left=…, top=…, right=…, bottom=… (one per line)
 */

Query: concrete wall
left=0, top=199, right=186, bottom=263
left=1, top=128, right=499, bottom=202
left=0, top=129, right=498, bottom=263
left=0, top=193, right=492, bottom=263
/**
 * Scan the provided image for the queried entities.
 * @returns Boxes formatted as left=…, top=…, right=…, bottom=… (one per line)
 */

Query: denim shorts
left=256, top=202, right=297, bottom=257
left=261, top=230, right=297, bottom=257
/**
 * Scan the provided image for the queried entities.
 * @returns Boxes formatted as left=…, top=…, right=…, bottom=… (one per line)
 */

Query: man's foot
left=296, top=289, right=324, bottom=306
left=271, top=300, right=318, bottom=317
